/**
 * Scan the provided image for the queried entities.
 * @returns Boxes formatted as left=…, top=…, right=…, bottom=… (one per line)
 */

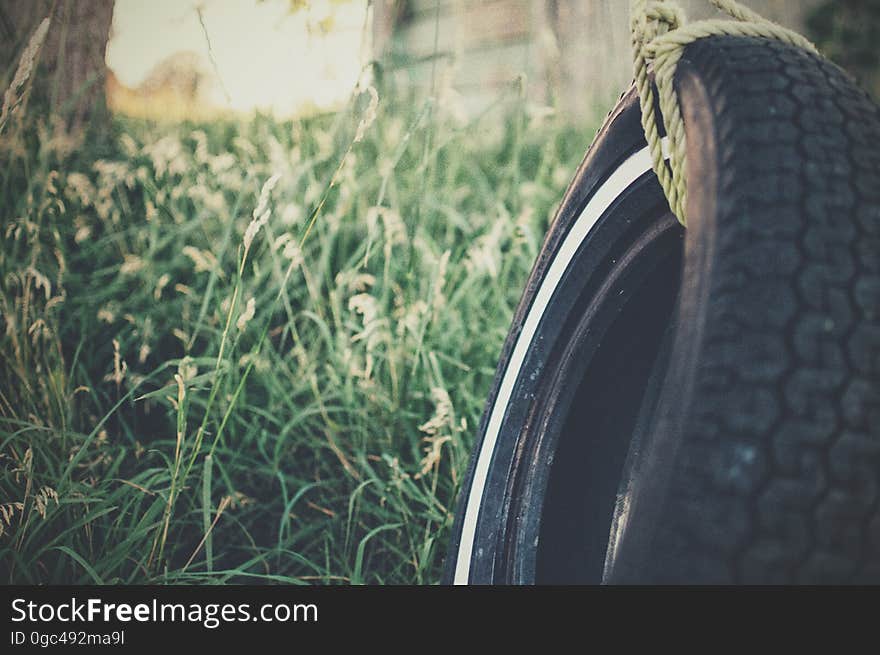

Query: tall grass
left=0, top=73, right=596, bottom=583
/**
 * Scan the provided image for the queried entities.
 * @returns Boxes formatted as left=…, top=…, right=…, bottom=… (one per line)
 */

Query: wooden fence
left=372, top=0, right=823, bottom=119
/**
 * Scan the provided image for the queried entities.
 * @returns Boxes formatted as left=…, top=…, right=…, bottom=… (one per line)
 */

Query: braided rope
left=631, top=0, right=817, bottom=225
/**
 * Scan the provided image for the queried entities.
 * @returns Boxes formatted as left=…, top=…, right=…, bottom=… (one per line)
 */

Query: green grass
left=0, top=80, right=598, bottom=584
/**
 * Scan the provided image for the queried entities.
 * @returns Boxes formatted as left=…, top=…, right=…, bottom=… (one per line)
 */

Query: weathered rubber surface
left=640, top=36, right=880, bottom=583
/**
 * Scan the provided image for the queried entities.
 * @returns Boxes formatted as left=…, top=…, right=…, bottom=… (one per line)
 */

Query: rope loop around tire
left=630, top=0, right=817, bottom=225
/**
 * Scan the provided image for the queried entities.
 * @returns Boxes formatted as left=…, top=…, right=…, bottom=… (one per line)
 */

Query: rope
left=630, top=0, right=817, bottom=225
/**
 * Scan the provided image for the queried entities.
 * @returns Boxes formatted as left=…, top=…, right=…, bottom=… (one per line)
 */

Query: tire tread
left=652, top=36, right=880, bottom=584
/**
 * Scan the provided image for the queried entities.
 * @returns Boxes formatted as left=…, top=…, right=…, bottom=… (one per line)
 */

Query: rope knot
left=630, top=0, right=817, bottom=225
left=638, top=1, right=685, bottom=49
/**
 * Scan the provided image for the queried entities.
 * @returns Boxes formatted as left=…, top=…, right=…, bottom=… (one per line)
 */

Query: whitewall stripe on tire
left=453, top=140, right=669, bottom=584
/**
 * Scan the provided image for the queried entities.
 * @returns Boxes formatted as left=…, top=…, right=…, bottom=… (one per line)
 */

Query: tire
left=445, top=36, right=880, bottom=584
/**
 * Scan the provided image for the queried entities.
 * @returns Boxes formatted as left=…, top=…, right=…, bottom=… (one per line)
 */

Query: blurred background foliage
left=807, top=0, right=880, bottom=99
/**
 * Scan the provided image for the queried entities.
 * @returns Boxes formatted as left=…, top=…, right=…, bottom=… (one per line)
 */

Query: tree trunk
left=1, top=0, right=115, bottom=134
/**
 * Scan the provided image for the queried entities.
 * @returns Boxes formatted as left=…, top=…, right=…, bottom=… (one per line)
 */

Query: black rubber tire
left=445, top=36, right=880, bottom=584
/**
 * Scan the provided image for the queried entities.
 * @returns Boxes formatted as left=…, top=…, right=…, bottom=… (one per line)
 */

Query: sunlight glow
left=106, top=0, right=369, bottom=117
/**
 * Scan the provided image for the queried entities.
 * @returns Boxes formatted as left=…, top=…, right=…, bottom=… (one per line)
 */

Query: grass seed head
left=243, top=173, right=282, bottom=252
left=0, top=16, right=51, bottom=133
left=354, top=86, right=379, bottom=143
left=236, top=297, right=256, bottom=331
